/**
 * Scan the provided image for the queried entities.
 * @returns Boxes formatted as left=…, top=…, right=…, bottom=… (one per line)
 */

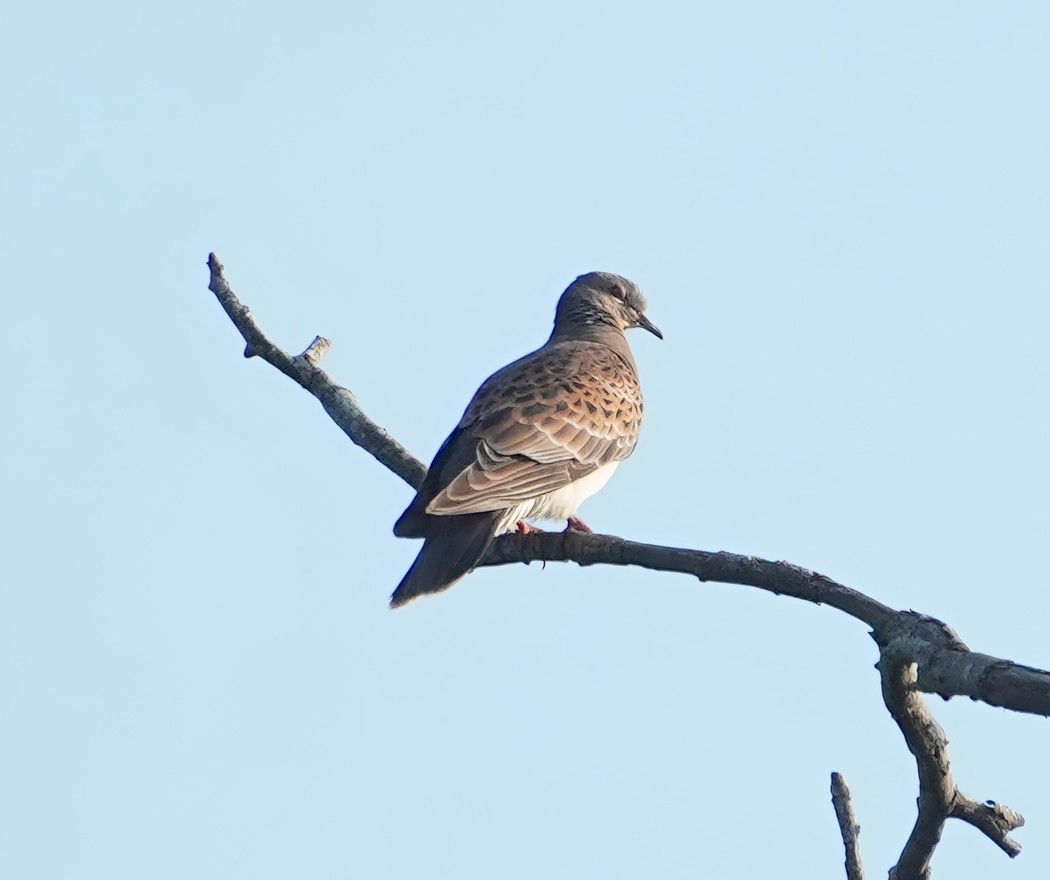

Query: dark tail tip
left=388, top=543, right=473, bottom=609
left=389, top=513, right=499, bottom=609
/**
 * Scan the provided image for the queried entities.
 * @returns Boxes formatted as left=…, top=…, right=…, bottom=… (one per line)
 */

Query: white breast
left=497, top=461, right=620, bottom=532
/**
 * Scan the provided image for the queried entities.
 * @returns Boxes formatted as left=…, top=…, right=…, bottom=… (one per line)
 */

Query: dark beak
left=634, top=313, right=663, bottom=340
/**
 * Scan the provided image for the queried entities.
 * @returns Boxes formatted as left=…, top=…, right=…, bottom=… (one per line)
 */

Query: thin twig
left=207, top=253, right=426, bottom=488
left=831, top=773, right=864, bottom=880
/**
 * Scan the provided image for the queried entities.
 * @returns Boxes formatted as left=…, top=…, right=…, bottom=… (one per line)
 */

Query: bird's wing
left=425, top=342, right=642, bottom=516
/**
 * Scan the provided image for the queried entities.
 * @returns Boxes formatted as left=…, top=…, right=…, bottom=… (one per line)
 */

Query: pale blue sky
left=3, top=2, right=1049, bottom=878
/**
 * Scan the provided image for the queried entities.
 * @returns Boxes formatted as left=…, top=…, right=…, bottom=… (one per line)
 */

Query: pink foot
left=565, top=516, right=592, bottom=533
left=516, top=521, right=540, bottom=534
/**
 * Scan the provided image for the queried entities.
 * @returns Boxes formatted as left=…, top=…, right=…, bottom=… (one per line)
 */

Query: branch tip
left=831, top=772, right=864, bottom=880
left=205, top=253, right=428, bottom=488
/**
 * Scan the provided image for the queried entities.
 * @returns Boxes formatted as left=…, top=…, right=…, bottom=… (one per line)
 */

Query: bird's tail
left=390, top=511, right=501, bottom=608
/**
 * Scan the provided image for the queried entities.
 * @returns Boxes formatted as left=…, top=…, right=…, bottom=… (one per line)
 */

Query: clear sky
left=3, top=2, right=1049, bottom=878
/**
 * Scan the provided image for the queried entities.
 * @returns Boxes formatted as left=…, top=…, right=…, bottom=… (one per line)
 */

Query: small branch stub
left=299, top=335, right=331, bottom=365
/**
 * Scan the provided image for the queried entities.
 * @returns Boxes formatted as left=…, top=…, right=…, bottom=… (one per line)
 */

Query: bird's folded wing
left=428, top=442, right=581, bottom=514
left=427, top=388, right=639, bottom=516
left=422, top=342, right=643, bottom=516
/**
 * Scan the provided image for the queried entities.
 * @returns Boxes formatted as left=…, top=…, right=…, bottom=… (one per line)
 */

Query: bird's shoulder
left=461, top=339, right=642, bottom=432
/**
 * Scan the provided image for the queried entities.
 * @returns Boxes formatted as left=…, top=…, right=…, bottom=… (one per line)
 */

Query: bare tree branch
left=206, top=253, right=1041, bottom=877
left=951, top=799, right=1024, bottom=858
left=879, top=635, right=1024, bottom=880
left=481, top=532, right=1050, bottom=717
left=831, top=772, right=864, bottom=880
left=207, top=253, right=426, bottom=488
left=881, top=652, right=949, bottom=880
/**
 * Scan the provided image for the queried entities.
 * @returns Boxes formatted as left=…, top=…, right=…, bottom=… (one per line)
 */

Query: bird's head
left=554, top=272, right=663, bottom=340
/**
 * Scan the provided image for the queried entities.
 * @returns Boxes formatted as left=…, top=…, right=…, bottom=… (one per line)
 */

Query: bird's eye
left=609, top=284, right=626, bottom=301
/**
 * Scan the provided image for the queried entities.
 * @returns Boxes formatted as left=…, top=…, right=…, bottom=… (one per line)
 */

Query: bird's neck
left=548, top=322, right=636, bottom=364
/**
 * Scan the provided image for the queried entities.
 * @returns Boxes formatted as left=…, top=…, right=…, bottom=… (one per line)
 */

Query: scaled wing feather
left=425, top=343, right=642, bottom=516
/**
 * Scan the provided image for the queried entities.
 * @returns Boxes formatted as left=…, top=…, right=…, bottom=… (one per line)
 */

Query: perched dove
left=391, top=272, right=661, bottom=608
